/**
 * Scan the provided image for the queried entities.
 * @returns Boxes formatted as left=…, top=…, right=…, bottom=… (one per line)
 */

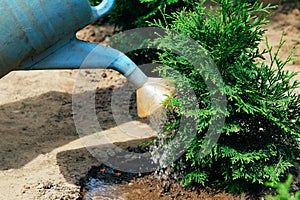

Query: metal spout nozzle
left=136, top=78, right=175, bottom=118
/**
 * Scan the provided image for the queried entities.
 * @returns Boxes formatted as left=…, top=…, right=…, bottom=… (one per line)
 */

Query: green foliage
left=266, top=174, right=300, bottom=200
left=151, top=0, right=300, bottom=193
left=90, top=0, right=192, bottom=29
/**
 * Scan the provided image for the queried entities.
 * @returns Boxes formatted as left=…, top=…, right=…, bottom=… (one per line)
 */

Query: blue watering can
left=0, top=0, right=173, bottom=117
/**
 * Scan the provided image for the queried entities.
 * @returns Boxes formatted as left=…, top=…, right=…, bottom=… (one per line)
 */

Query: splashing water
left=147, top=107, right=181, bottom=179
left=148, top=107, right=167, bottom=134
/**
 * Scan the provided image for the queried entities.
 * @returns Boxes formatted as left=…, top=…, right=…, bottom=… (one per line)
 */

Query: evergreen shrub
left=151, top=0, right=300, bottom=193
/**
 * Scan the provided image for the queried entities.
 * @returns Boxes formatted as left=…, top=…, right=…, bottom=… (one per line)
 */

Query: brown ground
left=0, top=2, right=299, bottom=200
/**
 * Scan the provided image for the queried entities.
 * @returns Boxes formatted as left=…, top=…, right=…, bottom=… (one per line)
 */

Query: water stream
left=81, top=109, right=173, bottom=199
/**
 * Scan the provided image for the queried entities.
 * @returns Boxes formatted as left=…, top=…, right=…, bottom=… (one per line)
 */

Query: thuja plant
left=151, top=0, right=300, bottom=193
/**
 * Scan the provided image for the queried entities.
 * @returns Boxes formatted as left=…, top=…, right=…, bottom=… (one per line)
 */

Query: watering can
left=0, top=0, right=173, bottom=117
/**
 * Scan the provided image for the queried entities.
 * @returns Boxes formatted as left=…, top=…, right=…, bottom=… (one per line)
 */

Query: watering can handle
left=91, top=0, right=115, bottom=21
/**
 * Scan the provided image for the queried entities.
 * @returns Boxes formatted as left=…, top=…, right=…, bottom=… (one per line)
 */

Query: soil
left=0, top=2, right=299, bottom=200
left=79, top=164, right=248, bottom=200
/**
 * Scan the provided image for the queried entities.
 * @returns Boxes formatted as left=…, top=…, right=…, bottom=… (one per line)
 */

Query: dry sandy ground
left=0, top=2, right=299, bottom=200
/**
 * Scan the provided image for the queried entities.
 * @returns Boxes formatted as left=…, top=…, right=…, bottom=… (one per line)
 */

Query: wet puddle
left=80, top=164, right=147, bottom=200
left=84, top=178, right=120, bottom=199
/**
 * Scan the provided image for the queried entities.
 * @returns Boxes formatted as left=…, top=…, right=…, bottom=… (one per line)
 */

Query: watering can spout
left=19, top=37, right=147, bottom=89
left=19, top=37, right=174, bottom=118
left=136, top=78, right=175, bottom=118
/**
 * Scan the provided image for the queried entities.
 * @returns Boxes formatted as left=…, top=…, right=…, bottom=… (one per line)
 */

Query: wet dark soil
left=78, top=142, right=257, bottom=200
left=79, top=164, right=249, bottom=200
